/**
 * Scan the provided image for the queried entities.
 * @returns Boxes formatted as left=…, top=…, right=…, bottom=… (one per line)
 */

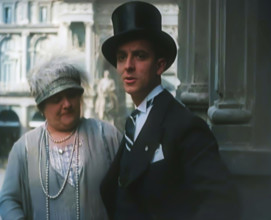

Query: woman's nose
left=62, top=96, right=72, bottom=108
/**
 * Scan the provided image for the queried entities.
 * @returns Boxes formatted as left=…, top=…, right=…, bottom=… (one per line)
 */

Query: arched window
left=4, top=6, right=12, bottom=24
left=0, top=109, right=20, bottom=157
left=29, top=111, right=45, bottom=128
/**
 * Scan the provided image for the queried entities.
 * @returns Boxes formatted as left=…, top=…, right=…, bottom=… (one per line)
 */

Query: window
left=39, top=6, right=47, bottom=23
left=0, top=37, right=21, bottom=91
left=1, top=62, right=15, bottom=85
left=4, top=6, right=12, bottom=24
left=70, top=22, right=85, bottom=50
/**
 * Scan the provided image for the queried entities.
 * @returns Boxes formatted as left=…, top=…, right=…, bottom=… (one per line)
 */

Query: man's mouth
left=124, top=77, right=136, bottom=84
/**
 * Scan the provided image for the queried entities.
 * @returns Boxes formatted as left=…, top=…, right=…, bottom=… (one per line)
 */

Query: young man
left=100, top=1, right=240, bottom=220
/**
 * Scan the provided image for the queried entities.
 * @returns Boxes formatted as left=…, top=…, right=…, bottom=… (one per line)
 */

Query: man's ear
left=156, top=58, right=167, bottom=76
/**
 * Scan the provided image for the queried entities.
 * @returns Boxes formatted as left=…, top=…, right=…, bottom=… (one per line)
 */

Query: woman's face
left=43, top=88, right=82, bottom=132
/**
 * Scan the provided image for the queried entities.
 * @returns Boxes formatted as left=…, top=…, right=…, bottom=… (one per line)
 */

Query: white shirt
left=134, top=85, right=163, bottom=140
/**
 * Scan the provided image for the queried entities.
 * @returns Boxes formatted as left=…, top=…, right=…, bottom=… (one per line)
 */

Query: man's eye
left=117, top=54, right=126, bottom=62
left=136, top=52, right=147, bottom=60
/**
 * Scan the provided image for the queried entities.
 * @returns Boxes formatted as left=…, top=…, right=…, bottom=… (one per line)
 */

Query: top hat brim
left=102, top=29, right=177, bottom=71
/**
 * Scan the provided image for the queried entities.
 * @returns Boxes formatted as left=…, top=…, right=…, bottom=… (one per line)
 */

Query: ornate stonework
left=0, top=0, right=180, bottom=134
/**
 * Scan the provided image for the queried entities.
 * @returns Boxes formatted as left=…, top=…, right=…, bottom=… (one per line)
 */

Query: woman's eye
left=50, top=96, right=61, bottom=103
left=68, top=92, right=78, bottom=99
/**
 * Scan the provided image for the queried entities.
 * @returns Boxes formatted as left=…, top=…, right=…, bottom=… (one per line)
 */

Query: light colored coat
left=0, top=118, right=122, bottom=220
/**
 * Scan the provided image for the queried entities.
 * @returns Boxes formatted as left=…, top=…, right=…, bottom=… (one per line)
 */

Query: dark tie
left=124, top=109, right=140, bottom=151
left=124, top=99, right=154, bottom=151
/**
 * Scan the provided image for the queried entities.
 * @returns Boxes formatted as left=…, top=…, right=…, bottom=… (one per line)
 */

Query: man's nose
left=124, top=56, right=135, bottom=72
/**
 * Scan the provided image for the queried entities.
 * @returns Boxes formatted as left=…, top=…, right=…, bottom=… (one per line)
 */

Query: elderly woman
left=0, top=56, right=121, bottom=220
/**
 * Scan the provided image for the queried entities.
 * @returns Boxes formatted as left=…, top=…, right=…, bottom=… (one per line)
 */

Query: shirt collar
left=136, top=85, right=164, bottom=113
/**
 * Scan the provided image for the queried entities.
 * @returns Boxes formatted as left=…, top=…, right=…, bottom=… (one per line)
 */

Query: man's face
left=116, top=39, right=166, bottom=106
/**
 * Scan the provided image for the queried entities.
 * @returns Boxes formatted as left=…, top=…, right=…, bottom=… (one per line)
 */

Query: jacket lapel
left=118, top=90, right=174, bottom=187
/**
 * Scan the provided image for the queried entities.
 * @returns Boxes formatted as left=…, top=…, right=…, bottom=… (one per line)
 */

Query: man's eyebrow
left=133, top=50, right=148, bottom=54
left=116, top=50, right=126, bottom=54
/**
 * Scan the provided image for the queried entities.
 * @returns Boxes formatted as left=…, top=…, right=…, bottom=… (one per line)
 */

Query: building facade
left=0, top=0, right=179, bottom=136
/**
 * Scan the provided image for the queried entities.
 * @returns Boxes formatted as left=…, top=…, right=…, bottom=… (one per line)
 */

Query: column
left=178, top=0, right=211, bottom=120
left=0, top=3, right=3, bottom=24
left=18, top=1, right=29, bottom=24
left=21, top=31, right=29, bottom=91
left=207, top=0, right=253, bottom=145
left=157, top=3, right=179, bottom=97
left=83, top=4, right=95, bottom=117
left=31, top=2, right=38, bottom=24
left=58, top=22, right=70, bottom=49
left=84, top=22, right=92, bottom=79
left=83, top=21, right=95, bottom=118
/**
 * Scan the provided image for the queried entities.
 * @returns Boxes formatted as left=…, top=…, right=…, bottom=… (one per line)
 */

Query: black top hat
left=102, top=1, right=177, bottom=70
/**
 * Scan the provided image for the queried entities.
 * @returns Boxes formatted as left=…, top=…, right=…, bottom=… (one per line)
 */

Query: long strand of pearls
left=76, top=135, right=80, bottom=220
left=46, top=131, right=49, bottom=220
left=40, top=130, right=50, bottom=220
left=40, top=131, right=77, bottom=199
left=39, top=127, right=80, bottom=220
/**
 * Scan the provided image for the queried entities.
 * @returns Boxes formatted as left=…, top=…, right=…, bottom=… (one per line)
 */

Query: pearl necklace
left=39, top=127, right=80, bottom=220
left=47, top=127, right=76, bottom=144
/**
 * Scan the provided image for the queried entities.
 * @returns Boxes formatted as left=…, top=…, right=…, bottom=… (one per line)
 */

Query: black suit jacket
left=101, top=90, right=240, bottom=220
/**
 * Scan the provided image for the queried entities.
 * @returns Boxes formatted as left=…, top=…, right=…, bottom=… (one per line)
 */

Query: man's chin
left=124, top=87, right=136, bottom=95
